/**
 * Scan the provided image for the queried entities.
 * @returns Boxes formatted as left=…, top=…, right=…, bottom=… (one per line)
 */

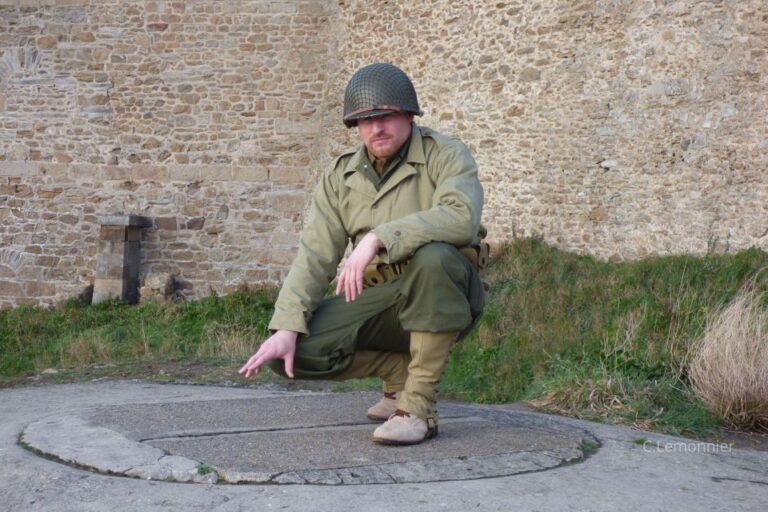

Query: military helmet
left=343, top=63, right=423, bottom=128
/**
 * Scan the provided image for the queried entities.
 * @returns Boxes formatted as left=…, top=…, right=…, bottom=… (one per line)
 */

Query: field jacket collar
left=342, top=125, right=427, bottom=203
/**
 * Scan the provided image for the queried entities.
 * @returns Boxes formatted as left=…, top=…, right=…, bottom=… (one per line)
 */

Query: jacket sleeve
left=268, top=168, right=348, bottom=335
left=372, top=141, right=483, bottom=263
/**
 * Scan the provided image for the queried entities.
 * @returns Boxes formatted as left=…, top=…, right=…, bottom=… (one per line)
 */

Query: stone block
left=0, top=162, right=40, bottom=176
left=245, top=268, right=268, bottom=281
left=59, top=214, right=78, bottom=225
left=275, top=119, right=317, bottom=135
left=271, top=193, right=305, bottom=213
left=271, top=250, right=296, bottom=266
left=132, top=165, right=168, bottom=181
left=519, top=68, right=541, bottom=82
left=269, top=166, right=305, bottom=183
left=185, top=217, right=205, bottom=230
left=0, top=280, right=23, bottom=297
left=38, top=187, right=63, bottom=199
left=98, top=215, right=152, bottom=228
left=35, top=255, right=60, bottom=267
left=589, top=207, right=610, bottom=222
left=147, top=22, right=169, bottom=32
left=155, top=217, right=177, bottom=230
left=97, top=251, right=127, bottom=279
left=234, top=166, right=268, bottom=182
left=24, top=281, right=56, bottom=297
left=203, top=165, right=233, bottom=181
left=169, top=165, right=201, bottom=181
left=92, top=278, right=125, bottom=303
left=205, top=223, right=225, bottom=235
left=72, top=32, right=96, bottom=43
left=100, top=226, right=127, bottom=241
left=139, top=272, right=174, bottom=304
left=37, top=35, right=58, bottom=49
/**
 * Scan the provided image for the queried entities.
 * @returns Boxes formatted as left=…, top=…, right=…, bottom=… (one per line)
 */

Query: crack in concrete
left=711, top=476, right=768, bottom=486
left=139, top=416, right=485, bottom=442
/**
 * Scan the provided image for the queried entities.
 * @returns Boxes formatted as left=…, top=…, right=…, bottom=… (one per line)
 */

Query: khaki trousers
left=269, top=242, right=485, bottom=417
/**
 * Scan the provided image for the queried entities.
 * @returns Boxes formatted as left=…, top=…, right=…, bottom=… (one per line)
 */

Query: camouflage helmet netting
left=343, top=63, right=423, bottom=127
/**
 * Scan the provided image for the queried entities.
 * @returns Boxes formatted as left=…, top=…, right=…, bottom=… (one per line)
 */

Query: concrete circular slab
left=21, top=391, right=597, bottom=485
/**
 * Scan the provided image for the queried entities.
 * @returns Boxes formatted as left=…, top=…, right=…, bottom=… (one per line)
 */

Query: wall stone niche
left=92, top=215, right=152, bottom=305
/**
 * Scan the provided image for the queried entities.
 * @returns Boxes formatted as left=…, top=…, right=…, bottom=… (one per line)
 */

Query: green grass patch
left=441, top=238, right=768, bottom=438
left=579, top=438, right=599, bottom=455
left=0, top=288, right=276, bottom=377
left=197, top=463, right=214, bottom=476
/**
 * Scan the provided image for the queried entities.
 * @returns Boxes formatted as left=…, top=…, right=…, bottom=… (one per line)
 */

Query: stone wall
left=0, top=0, right=335, bottom=307
left=1, top=0, right=766, bottom=308
left=326, top=0, right=768, bottom=260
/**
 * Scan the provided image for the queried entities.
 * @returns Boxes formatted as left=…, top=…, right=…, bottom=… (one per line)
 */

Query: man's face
left=357, top=112, right=414, bottom=160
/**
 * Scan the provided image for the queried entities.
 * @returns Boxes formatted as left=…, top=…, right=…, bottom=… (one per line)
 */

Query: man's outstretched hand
left=239, top=329, right=298, bottom=379
left=336, top=232, right=383, bottom=302
left=241, top=233, right=383, bottom=379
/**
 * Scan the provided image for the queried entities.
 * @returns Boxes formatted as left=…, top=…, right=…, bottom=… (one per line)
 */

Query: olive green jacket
left=268, top=125, right=484, bottom=335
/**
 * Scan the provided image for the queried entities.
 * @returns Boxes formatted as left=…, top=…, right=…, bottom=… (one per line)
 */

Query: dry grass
left=60, top=335, right=112, bottom=366
left=529, top=375, right=631, bottom=417
left=196, top=322, right=262, bottom=359
left=689, top=285, right=768, bottom=431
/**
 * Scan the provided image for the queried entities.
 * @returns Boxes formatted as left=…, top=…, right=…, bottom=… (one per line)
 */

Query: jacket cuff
left=371, top=225, right=408, bottom=263
left=268, top=310, right=309, bottom=336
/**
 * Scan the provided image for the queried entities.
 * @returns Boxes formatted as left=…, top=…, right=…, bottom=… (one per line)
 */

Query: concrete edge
left=18, top=398, right=601, bottom=486
left=20, top=413, right=217, bottom=484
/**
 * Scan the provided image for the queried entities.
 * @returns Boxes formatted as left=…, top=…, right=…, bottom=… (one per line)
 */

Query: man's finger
left=344, top=269, right=351, bottom=301
left=355, top=266, right=364, bottom=297
left=347, top=268, right=357, bottom=302
left=241, top=356, right=264, bottom=378
left=335, top=271, right=345, bottom=296
left=283, top=352, right=295, bottom=379
left=238, top=353, right=260, bottom=374
left=240, top=344, right=273, bottom=374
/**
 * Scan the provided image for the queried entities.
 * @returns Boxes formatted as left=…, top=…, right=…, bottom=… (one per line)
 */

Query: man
left=239, top=63, right=486, bottom=445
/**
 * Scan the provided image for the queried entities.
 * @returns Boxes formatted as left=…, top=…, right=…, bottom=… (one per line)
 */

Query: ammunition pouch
left=458, top=242, right=490, bottom=271
left=362, top=242, right=490, bottom=289
left=363, top=261, right=409, bottom=289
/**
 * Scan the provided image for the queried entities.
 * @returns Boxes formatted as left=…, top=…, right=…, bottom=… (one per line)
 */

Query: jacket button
left=394, top=230, right=401, bottom=236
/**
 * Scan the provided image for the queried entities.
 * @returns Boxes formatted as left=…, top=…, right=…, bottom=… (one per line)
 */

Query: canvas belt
left=362, top=261, right=409, bottom=288
left=362, top=242, right=490, bottom=289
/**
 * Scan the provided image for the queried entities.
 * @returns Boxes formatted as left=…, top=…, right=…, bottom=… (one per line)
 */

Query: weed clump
left=689, top=285, right=768, bottom=431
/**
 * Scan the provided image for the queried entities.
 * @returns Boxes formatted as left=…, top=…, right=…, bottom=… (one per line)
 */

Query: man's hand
left=239, top=329, right=298, bottom=379
left=336, top=232, right=383, bottom=302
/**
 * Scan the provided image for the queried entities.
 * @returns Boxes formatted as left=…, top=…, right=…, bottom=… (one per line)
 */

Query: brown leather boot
left=372, top=409, right=437, bottom=445
left=330, top=350, right=408, bottom=420
left=367, top=391, right=398, bottom=421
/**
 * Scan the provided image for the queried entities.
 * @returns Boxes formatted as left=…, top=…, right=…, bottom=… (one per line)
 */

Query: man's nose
left=371, top=117, right=386, bottom=131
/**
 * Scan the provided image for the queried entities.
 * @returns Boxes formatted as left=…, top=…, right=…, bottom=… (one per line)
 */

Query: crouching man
left=240, top=63, right=486, bottom=445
